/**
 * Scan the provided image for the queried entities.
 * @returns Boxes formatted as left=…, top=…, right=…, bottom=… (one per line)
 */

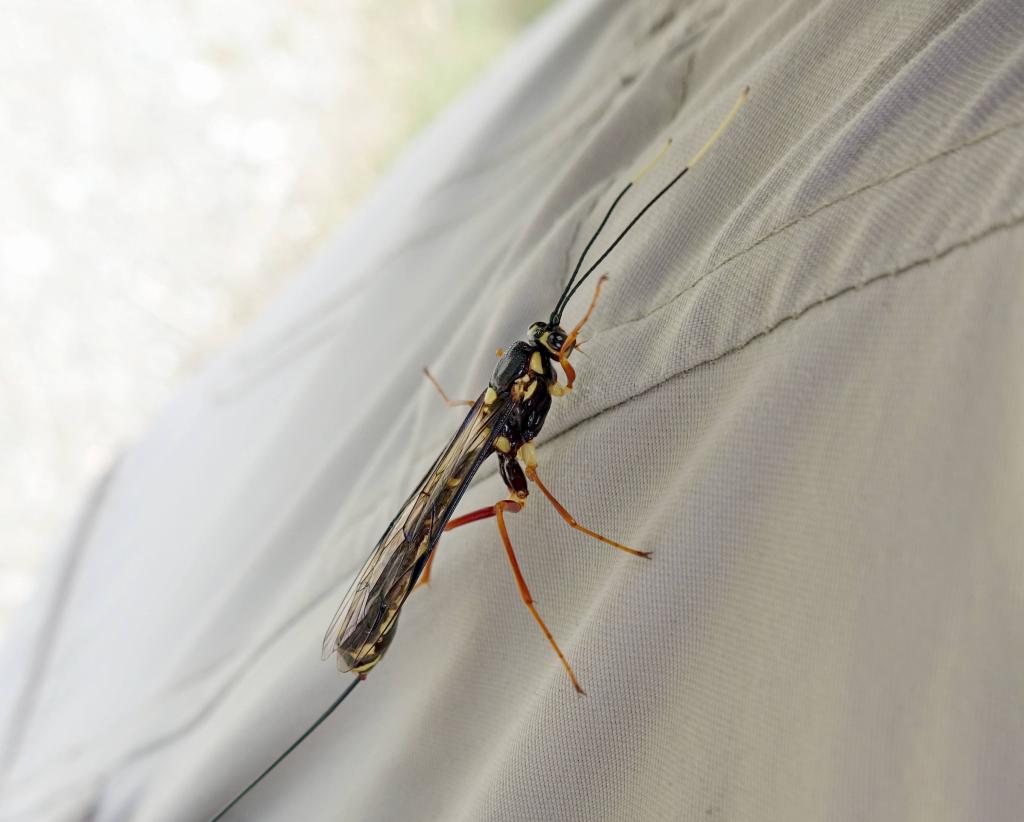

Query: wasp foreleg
left=422, top=367, right=475, bottom=408
left=557, top=274, right=608, bottom=391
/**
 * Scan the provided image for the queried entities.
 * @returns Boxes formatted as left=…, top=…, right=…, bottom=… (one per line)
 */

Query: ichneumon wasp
left=321, top=86, right=750, bottom=694
left=213, top=85, right=749, bottom=822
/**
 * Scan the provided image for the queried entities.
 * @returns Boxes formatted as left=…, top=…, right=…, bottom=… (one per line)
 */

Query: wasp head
left=528, top=321, right=570, bottom=357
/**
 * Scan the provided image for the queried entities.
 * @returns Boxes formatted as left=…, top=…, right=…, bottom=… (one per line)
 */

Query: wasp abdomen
left=499, top=454, right=528, bottom=498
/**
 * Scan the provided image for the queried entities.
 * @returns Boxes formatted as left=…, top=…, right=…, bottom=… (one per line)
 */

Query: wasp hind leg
left=417, top=454, right=585, bottom=694
left=493, top=496, right=585, bottom=695
left=518, top=442, right=652, bottom=560
left=422, top=367, right=475, bottom=408
left=414, top=504, right=496, bottom=589
left=416, top=447, right=530, bottom=589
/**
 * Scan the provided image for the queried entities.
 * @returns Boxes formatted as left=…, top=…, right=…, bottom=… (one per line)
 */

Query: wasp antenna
left=551, top=181, right=633, bottom=324
left=687, top=85, right=748, bottom=169
left=552, top=136, right=677, bottom=324
left=556, top=86, right=749, bottom=312
left=631, top=138, right=672, bottom=184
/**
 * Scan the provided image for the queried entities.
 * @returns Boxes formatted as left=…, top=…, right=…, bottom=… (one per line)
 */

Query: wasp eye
left=548, top=332, right=566, bottom=351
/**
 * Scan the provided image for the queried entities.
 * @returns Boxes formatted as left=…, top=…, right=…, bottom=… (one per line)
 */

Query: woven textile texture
left=1, top=0, right=1022, bottom=819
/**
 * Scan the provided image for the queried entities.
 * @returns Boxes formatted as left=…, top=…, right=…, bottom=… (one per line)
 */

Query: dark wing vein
left=322, top=390, right=512, bottom=670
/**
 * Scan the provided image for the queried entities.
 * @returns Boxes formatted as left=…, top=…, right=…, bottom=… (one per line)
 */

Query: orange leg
left=415, top=505, right=497, bottom=589
left=423, top=367, right=474, bottom=408
left=525, top=464, right=651, bottom=560
left=559, top=275, right=607, bottom=390
left=416, top=498, right=585, bottom=694
left=494, top=499, right=585, bottom=695
left=416, top=548, right=439, bottom=589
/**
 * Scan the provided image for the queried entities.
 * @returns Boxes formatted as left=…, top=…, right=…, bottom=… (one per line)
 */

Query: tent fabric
left=2, top=0, right=1022, bottom=819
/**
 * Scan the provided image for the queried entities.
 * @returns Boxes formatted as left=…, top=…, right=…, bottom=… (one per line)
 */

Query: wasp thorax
left=528, top=321, right=569, bottom=356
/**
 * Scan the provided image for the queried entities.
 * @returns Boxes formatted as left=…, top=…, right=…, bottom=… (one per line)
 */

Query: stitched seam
left=318, top=212, right=1024, bottom=627
left=74, top=82, right=1020, bottom=822
left=217, top=109, right=1021, bottom=402
left=538, top=212, right=1024, bottom=450
left=242, top=203, right=1024, bottom=705
left=0, top=33, right=700, bottom=802
left=14, top=111, right=1019, bottom=818
left=12, top=215, right=1016, bottom=815
left=311, top=212, right=1024, bottom=653
left=17, top=23, right=1020, bottom=820
left=597, top=116, right=1024, bottom=335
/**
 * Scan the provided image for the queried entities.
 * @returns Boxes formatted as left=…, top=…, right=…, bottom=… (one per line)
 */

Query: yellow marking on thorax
left=484, top=386, right=497, bottom=405
left=512, top=373, right=536, bottom=401
left=518, top=442, right=538, bottom=468
left=530, top=351, right=544, bottom=374
left=495, top=435, right=511, bottom=453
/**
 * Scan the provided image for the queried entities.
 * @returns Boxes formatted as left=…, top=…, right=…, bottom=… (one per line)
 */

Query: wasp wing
left=322, top=390, right=512, bottom=672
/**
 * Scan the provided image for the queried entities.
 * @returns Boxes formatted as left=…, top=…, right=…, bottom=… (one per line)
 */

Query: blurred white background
left=0, top=0, right=550, bottom=637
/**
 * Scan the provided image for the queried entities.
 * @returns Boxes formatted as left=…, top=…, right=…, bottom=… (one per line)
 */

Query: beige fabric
left=2, top=0, right=1023, bottom=819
